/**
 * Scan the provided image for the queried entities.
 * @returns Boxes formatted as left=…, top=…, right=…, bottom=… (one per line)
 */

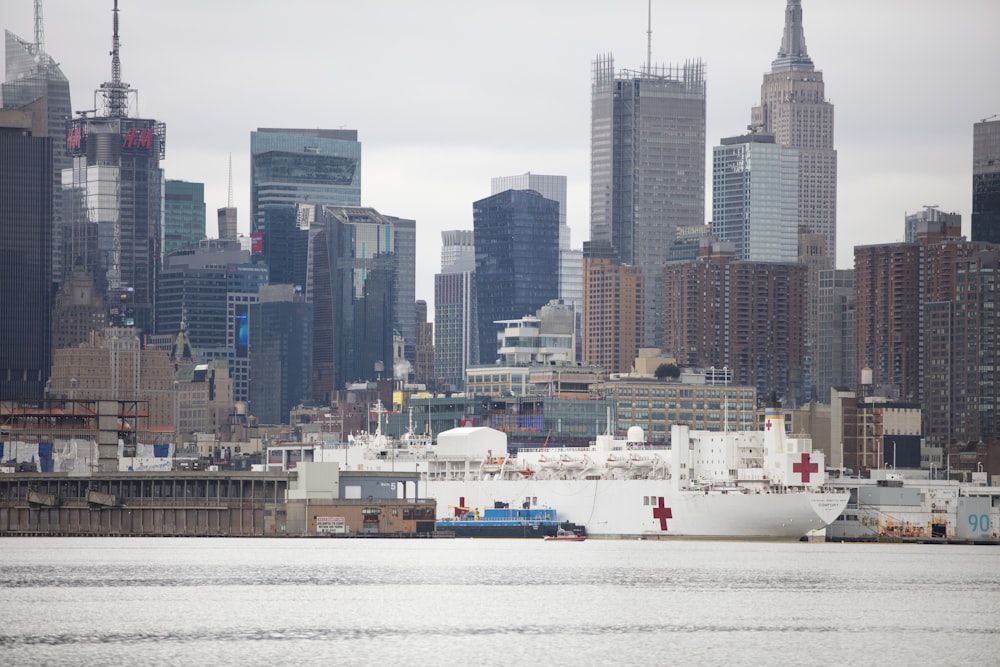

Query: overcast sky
left=5, top=1, right=999, bottom=309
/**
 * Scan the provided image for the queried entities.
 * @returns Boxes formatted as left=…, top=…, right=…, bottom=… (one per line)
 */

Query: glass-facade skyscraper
left=491, top=173, right=568, bottom=247
left=435, top=230, right=477, bottom=391
left=249, top=285, right=312, bottom=425
left=972, top=118, right=1000, bottom=244
left=490, top=172, right=581, bottom=354
left=250, top=128, right=361, bottom=235
left=712, top=133, right=798, bottom=263
left=0, top=105, right=53, bottom=400
left=310, top=206, right=412, bottom=402
left=590, top=55, right=706, bottom=347
left=2, top=25, right=71, bottom=288
left=473, top=189, right=560, bottom=365
left=156, top=239, right=267, bottom=351
left=163, top=180, right=206, bottom=256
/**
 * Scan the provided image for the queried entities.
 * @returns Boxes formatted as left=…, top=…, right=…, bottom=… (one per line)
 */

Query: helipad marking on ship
left=793, top=453, right=818, bottom=483
left=652, top=497, right=673, bottom=530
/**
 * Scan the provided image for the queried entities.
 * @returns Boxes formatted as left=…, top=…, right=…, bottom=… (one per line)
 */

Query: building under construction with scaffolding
left=0, top=398, right=169, bottom=474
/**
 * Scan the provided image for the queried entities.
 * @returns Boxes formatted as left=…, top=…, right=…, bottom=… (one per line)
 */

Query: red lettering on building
left=66, top=127, right=81, bottom=150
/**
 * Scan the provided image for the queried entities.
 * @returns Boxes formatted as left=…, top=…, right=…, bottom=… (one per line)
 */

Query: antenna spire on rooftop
left=645, top=0, right=652, bottom=75
left=33, top=0, right=45, bottom=55
left=100, top=0, right=131, bottom=117
left=227, top=154, right=234, bottom=208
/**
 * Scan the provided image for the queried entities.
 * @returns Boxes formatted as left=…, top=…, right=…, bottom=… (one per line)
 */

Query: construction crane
left=981, top=114, right=999, bottom=123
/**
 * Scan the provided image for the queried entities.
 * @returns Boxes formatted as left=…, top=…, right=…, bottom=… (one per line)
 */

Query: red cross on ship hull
left=652, top=497, right=672, bottom=531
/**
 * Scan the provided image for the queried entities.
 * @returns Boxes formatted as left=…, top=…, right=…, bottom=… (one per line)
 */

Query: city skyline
left=3, top=0, right=998, bottom=309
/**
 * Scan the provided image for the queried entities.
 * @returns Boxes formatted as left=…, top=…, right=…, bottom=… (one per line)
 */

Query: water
left=1, top=538, right=998, bottom=666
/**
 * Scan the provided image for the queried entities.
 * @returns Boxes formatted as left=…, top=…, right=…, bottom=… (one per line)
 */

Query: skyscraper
left=591, top=53, right=706, bottom=346
left=0, top=104, right=52, bottom=400
left=248, top=284, right=312, bottom=425
left=434, top=230, right=477, bottom=391
left=972, top=117, right=1000, bottom=244
left=392, top=215, right=418, bottom=374
left=751, top=0, right=836, bottom=258
left=491, top=173, right=568, bottom=247
left=250, top=128, right=361, bottom=235
left=217, top=207, right=238, bottom=241
left=712, top=133, right=799, bottom=263
left=156, top=239, right=267, bottom=352
left=473, top=189, right=560, bottom=365
left=751, top=0, right=837, bottom=401
left=2, top=6, right=72, bottom=288
left=816, top=268, right=855, bottom=400
left=491, top=172, right=582, bottom=359
left=163, top=180, right=206, bottom=255
left=310, top=206, right=411, bottom=402
left=62, top=2, right=165, bottom=335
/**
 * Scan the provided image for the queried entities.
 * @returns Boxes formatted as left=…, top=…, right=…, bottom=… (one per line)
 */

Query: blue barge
left=436, top=504, right=586, bottom=538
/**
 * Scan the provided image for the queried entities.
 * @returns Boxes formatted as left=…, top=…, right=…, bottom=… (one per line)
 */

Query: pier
left=0, top=471, right=288, bottom=537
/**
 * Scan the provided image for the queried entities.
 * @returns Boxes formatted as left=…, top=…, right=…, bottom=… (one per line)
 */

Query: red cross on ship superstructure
left=792, top=453, right=819, bottom=483
left=652, top=497, right=672, bottom=531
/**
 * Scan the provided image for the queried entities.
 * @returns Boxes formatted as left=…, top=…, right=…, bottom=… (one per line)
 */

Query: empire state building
left=751, top=0, right=837, bottom=262
left=751, top=0, right=837, bottom=401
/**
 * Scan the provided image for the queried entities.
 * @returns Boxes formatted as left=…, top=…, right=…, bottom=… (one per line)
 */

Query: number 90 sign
left=968, top=513, right=991, bottom=534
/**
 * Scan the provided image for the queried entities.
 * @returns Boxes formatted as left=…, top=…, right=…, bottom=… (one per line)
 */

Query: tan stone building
left=51, top=267, right=107, bottom=355
left=48, top=327, right=176, bottom=429
left=591, top=376, right=757, bottom=445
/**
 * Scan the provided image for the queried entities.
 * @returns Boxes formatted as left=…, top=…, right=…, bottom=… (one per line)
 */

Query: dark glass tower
left=0, top=107, right=53, bottom=399
left=310, top=206, right=409, bottom=402
left=249, top=285, right=312, bottom=425
left=260, top=204, right=309, bottom=287
left=3, top=21, right=71, bottom=288
left=156, top=240, right=267, bottom=351
left=473, top=189, right=560, bottom=364
left=972, top=118, right=1000, bottom=244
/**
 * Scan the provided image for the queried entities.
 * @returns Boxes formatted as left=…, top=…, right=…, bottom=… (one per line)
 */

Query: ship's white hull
left=425, top=478, right=848, bottom=539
